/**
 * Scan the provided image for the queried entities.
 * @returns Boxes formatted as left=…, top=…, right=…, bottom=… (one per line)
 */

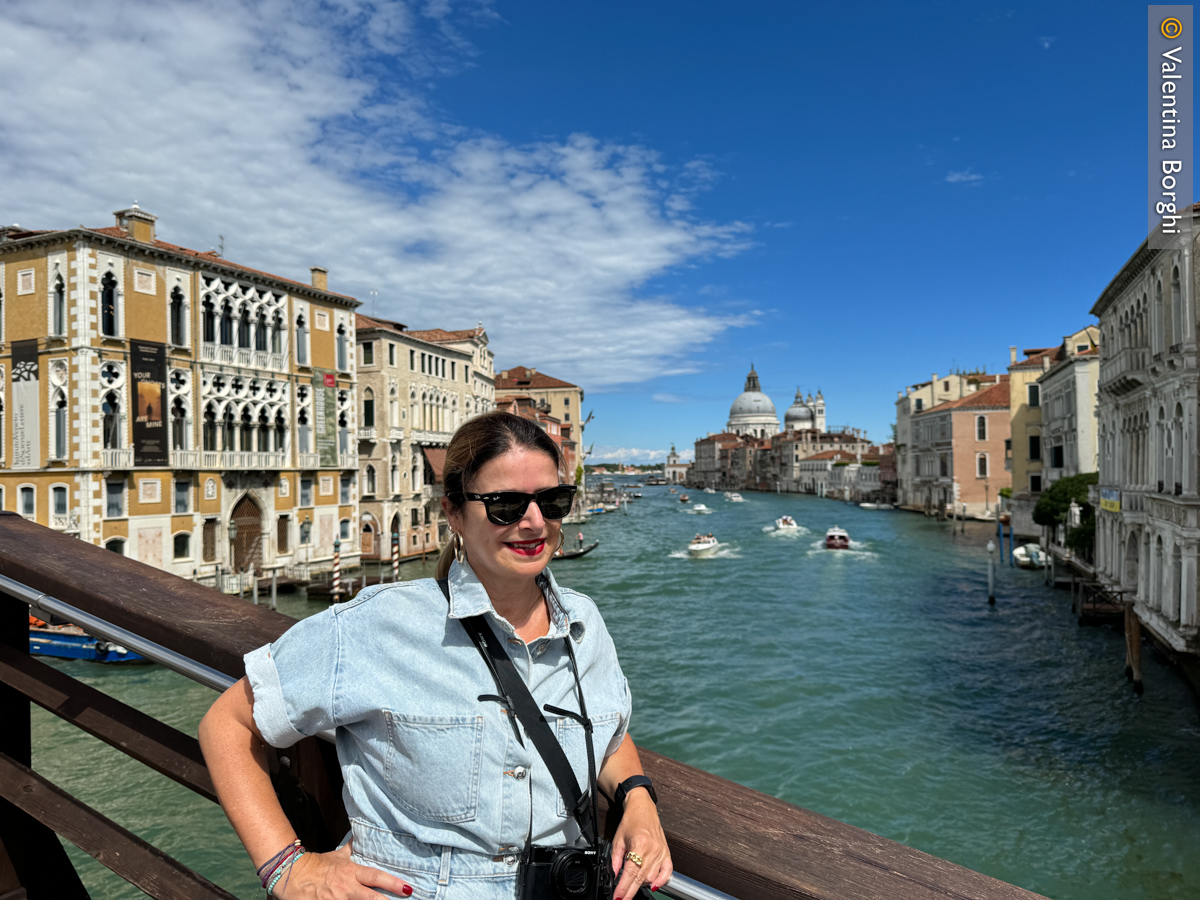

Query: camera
left=518, top=841, right=615, bottom=900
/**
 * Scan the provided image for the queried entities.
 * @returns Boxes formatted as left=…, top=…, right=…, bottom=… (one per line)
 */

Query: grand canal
left=30, top=484, right=1200, bottom=899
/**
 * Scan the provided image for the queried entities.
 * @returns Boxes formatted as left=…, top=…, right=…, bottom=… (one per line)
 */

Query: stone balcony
left=1099, top=347, right=1149, bottom=396
left=100, top=448, right=134, bottom=469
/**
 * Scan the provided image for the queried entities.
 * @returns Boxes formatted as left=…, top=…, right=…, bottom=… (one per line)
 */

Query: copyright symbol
left=1162, top=18, right=1183, bottom=39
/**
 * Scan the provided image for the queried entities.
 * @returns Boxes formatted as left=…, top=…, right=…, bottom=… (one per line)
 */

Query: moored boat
left=29, top=616, right=146, bottom=664
left=687, top=534, right=720, bottom=557
left=825, top=527, right=850, bottom=550
left=1013, top=543, right=1046, bottom=569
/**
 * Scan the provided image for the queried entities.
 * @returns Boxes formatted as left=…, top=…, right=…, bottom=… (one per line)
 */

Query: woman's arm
left=597, top=733, right=673, bottom=897
left=198, top=677, right=412, bottom=898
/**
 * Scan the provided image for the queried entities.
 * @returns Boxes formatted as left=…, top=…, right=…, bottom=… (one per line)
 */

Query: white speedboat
left=691, top=503, right=713, bottom=514
left=825, top=527, right=850, bottom=550
left=859, top=503, right=878, bottom=510
left=687, top=534, right=720, bottom=557
left=726, top=492, right=745, bottom=502
left=1013, top=543, right=1047, bottom=569
left=703, top=487, right=716, bottom=494
left=774, top=515, right=798, bottom=530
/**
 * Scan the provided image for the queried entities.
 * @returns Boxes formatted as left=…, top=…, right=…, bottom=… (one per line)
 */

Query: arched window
left=173, top=533, right=192, bottom=560
left=976, top=453, right=988, bottom=478
left=170, top=287, right=186, bottom=346
left=274, top=411, right=287, bottom=452
left=220, top=302, right=233, bottom=345
left=298, top=409, right=311, bottom=452
left=363, top=388, right=375, bottom=428
left=336, top=323, right=348, bottom=371
left=391, top=453, right=400, bottom=494
left=237, top=307, right=251, bottom=349
left=100, top=272, right=118, bottom=336
left=338, top=411, right=349, bottom=455
left=365, top=465, right=377, bottom=495
left=1156, top=280, right=1165, bottom=351
left=53, top=275, right=66, bottom=336
left=295, top=314, right=308, bottom=366
left=271, top=311, right=283, bottom=354
left=240, top=408, right=253, bottom=451
left=52, top=485, right=68, bottom=516
left=221, top=407, right=236, bottom=451
left=53, top=391, right=67, bottom=459
left=105, top=538, right=126, bottom=555
left=1172, top=266, right=1183, bottom=349
left=255, top=310, right=268, bottom=351
left=257, top=410, right=270, bottom=451
left=203, top=403, right=218, bottom=451
left=171, top=398, right=188, bottom=451
left=102, top=392, right=122, bottom=449
left=202, top=295, right=216, bottom=343
left=976, top=415, right=987, bottom=441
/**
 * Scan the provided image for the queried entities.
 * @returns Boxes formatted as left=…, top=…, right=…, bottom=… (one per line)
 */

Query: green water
left=30, top=486, right=1200, bottom=898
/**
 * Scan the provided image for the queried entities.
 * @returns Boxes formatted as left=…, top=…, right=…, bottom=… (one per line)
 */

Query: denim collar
left=446, top=559, right=580, bottom=642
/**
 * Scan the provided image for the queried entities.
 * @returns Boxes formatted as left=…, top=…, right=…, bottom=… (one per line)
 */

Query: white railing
left=236, top=348, right=253, bottom=367
left=299, top=452, right=320, bottom=469
left=201, top=342, right=217, bottom=362
left=410, top=429, right=453, bottom=446
left=218, top=345, right=235, bottom=364
left=269, top=353, right=286, bottom=371
left=388, top=427, right=405, bottom=442
left=358, top=428, right=378, bottom=441
left=338, top=453, right=357, bottom=469
left=202, top=450, right=221, bottom=468
left=171, top=449, right=203, bottom=468
left=100, top=448, right=134, bottom=468
left=50, top=514, right=70, bottom=530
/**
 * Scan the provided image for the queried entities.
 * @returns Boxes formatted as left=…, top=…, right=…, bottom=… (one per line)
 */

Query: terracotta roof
left=79, top=227, right=357, bottom=301
left=918, top=380, right=1011, bottom=412
left=803, top=450, right=851, bottom=461
left=407, top=327, right=486, bottom=343
left=1009, top=347, right=1059, bottom=369
left=422, top=447, right=446, bottom=483
left=356, top=313, right=407, bottom=333
left=696, top=432, right=741, bottom=444
left=495, top=366, right=578, bottom=390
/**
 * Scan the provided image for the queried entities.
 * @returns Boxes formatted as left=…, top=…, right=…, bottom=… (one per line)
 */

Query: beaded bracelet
left=257, top=840, right=305, bottom=893
left=266, top=850, right=305, bottom=897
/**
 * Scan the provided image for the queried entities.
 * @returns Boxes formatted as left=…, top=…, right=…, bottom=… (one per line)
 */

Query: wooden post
left=270, top=569, right=278, bottom=610
left=252, top=569, right=259, bottom=606
left=1128, top=606, right=1144, bottom=695
left=0, top=514, right=89, bottom=897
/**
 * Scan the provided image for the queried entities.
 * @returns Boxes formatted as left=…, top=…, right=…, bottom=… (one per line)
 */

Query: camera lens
left=550, top=849, right=594, bottom=897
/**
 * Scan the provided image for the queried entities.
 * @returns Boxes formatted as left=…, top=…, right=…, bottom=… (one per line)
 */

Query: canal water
left=30, top=484, right=1200, bottom=899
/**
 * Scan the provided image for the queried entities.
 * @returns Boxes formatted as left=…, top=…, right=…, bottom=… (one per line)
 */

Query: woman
left=200, top=411, right=671, bottom=899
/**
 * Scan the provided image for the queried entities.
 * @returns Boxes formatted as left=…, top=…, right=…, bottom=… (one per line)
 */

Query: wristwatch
left=614, top=775, right=657, bottom=809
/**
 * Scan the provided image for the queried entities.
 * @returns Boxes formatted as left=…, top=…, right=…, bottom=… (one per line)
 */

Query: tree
left=1032, top=472, right=1098, bottom=527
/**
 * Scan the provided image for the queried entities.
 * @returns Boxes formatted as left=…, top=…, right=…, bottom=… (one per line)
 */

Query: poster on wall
left=132, top=341, right=168, bottom=466
left=313, top=371, right=337, bottom=467
left=11, top=340, right=40, bottom=469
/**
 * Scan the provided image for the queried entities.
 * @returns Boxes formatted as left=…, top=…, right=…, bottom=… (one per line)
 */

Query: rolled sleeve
left=244, top=609, right=342, bottom=748
left=604, top=675, right=632, bottom=760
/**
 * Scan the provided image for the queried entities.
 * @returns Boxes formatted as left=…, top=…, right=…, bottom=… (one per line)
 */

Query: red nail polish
left=651, top=887, right=659, bottom=893
left=403, top=886, right=413, bottom=896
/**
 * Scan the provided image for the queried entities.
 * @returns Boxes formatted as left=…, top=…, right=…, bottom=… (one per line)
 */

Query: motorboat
left=875, top=503, right=894, bottom=510
left=631, top=492, right=643, bottom=499
left=669, top=487, right=678, bottom=494
left=825, top=527, right=850, bottom=550
left=726, top=492, right=745, bottom=502
left=1013, top=543, right=1047, bottom=569
left=687, top=534, right=720, bottom=557
left=691, top=503, right=713, bottom=514
left=774, top=515, right=798, bottom=530
left=680, top=494, right=690, bottom=502
left=859, top=503, right=878, bottom=510
left=703, top=487, right=716, bottom=494
left=29, top=616, right=146, bottom=664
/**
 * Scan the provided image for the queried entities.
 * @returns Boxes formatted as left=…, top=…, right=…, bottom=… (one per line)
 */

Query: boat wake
left=806, top=540, right=876, bottom=558
left=668, top=546, right=742, bottom=560
left=762, top=525, right=811, bottom=536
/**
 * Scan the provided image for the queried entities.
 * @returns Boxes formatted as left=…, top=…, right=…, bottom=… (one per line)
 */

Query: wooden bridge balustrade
left=0, top=512, right=1047, bottom=900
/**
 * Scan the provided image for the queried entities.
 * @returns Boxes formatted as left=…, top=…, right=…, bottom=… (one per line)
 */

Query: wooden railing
left=0, top=512, right=1046, bottom=900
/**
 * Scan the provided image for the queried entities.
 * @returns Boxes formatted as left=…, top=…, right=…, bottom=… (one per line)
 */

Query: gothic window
left=257, top=410, right=270, bottom=451
left=202, top=404, right=217, bottom=451
left=336, top=323, right=348, bottom=372
left=1156, top=280, right=1164, bottom=351
left=222, top=408, right=235, bottom=451
left=389, top=387, right=398, bottom=428
left=170, top=287, right=186, bottom=346
left=53, top=391, right=67, bottom=459
left=240, top=409, right=253, bottom=451
left=271, top=311, right=283, bottom=354
left=976, top=415, right=987, bottom=441
left=202, top=295, right=216, bottom=342
left=363, top=388, right=375, bottom=428
left=338, top=411, right=349, bottom=454
left=274, top=411, right=287, bottom=452
left=1172, top=266, right=1183, bottom=348
left=100, top=272, right=118, bottom=336
left=365, top=465, right=377, bottom=495
left=53, top=275, right=66, bottom=336
left=391, top=454, right=400, bottom=494
left=296, top=314, right=308, bottom=365
left=102, top=392, right=123, bottom=449
left=171, top=398, right=188, bottom=450
left=298, top=409, right=311, bottom=452
left=220, top=301, right=233, bottom=345
left=238, top=307, right=251, bottom=349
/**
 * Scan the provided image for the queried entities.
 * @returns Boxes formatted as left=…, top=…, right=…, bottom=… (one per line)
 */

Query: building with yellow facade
left=0, top=206, right=359, bottom=581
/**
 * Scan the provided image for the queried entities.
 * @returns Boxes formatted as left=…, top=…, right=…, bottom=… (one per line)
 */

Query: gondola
left=554, top=540, right=600, bottom=560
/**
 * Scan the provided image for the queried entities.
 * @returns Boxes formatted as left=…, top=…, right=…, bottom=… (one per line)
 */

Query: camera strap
left=437, top=578, right=599, bottom=844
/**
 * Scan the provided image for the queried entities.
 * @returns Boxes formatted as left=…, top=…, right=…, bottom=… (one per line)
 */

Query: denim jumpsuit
left=245, top=560, right=632, bottom=899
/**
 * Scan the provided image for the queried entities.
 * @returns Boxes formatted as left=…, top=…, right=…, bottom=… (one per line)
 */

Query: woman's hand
left=610, top=791, right=672, bottom=899
left=274, top=844, right=413, bottom=899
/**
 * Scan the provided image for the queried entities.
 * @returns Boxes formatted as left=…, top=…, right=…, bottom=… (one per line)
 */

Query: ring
left=625, top=852, right=644, bottom=867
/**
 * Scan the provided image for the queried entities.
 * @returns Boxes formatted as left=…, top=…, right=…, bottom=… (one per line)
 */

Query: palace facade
left=0, top=207, right=360, bottom=580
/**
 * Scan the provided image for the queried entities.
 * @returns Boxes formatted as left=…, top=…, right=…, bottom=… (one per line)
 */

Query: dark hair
left=436, top=411, right=564, bottom=578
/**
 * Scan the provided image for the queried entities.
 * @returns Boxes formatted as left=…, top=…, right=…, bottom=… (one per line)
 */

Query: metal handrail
left=3, top=571, right=737, bottom=900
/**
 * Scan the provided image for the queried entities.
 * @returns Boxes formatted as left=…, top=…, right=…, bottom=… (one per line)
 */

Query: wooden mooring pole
left=1125, top=604, right=1145, bottom=695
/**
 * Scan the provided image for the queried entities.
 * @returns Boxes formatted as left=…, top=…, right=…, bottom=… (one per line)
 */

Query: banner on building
left=1100, top=488, right=1121, bottom=512
left=11, top=340, right=40, bottom=469
left=132, top=341, right=168, bottom=467
left=313, top=371, right=337, bottom=467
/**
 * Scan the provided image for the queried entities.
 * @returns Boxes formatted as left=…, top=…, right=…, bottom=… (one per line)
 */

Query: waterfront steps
left=0, top=512, right=1046, bottom=900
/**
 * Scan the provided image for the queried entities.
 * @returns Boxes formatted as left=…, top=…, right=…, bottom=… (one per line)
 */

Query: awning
left=422, top=447, right=447, bottom=483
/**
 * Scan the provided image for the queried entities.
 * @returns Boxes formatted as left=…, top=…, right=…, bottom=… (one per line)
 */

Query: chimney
left=529, top=368, right=537, bottom=376
left=310, top=266, right=328, bottom=291
left=113, top=204, right=157, bottom=242
left=1043, top=355, right=1051, bottom=372
left=1009, top=345, right=1017, bottom=364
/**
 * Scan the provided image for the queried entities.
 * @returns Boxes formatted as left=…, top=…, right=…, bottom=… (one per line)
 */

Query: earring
left=556, top=532, right=565, bottom=554
left=453, top=531, right=467, bottom=565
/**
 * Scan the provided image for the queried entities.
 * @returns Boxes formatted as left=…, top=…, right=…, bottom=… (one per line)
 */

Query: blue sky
left=0, top=1, right=1156, bottom=462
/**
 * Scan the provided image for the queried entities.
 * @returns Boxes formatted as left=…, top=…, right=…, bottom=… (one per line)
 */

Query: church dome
left=730, top=390, right=777, bottom=418
left=726, top=365, right=779, bottom=438
left=784, top=389, right=814, bottom=426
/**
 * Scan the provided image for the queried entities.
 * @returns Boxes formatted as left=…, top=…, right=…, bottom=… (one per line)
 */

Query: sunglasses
left=450, top=484, right=579, bottom=526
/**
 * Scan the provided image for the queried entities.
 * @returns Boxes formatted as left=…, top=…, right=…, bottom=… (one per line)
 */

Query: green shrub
left=1032, top=472, right=1098, bottom=527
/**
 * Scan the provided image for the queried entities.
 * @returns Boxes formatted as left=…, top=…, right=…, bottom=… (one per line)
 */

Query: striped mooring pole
left=332, top=537, right=342, bottom=602
left=391, top=532, right=400, bottom=582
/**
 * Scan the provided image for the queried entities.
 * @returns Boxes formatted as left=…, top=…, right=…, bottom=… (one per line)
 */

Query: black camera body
left=518, top=841, right=615, bottom=900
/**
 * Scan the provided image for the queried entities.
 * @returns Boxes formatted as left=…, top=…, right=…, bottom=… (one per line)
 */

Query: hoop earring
left=453, top=531, right=467, bottom=565
left=556, top=532, right=565, bottom=554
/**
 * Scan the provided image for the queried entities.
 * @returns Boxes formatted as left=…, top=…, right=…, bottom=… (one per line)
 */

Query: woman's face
left=444, top=446, right=562, bottom=592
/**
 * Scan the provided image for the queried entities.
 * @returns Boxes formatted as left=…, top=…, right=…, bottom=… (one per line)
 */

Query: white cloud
left=0, top=0, right=752, bottom=388
left=589, top=446, right=690, bottom=464
left=652, top=393, right=690, bottom=403
left=945, top=169, right=985, bottom=185
left=1039, top=36, right=1056, bottom=50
